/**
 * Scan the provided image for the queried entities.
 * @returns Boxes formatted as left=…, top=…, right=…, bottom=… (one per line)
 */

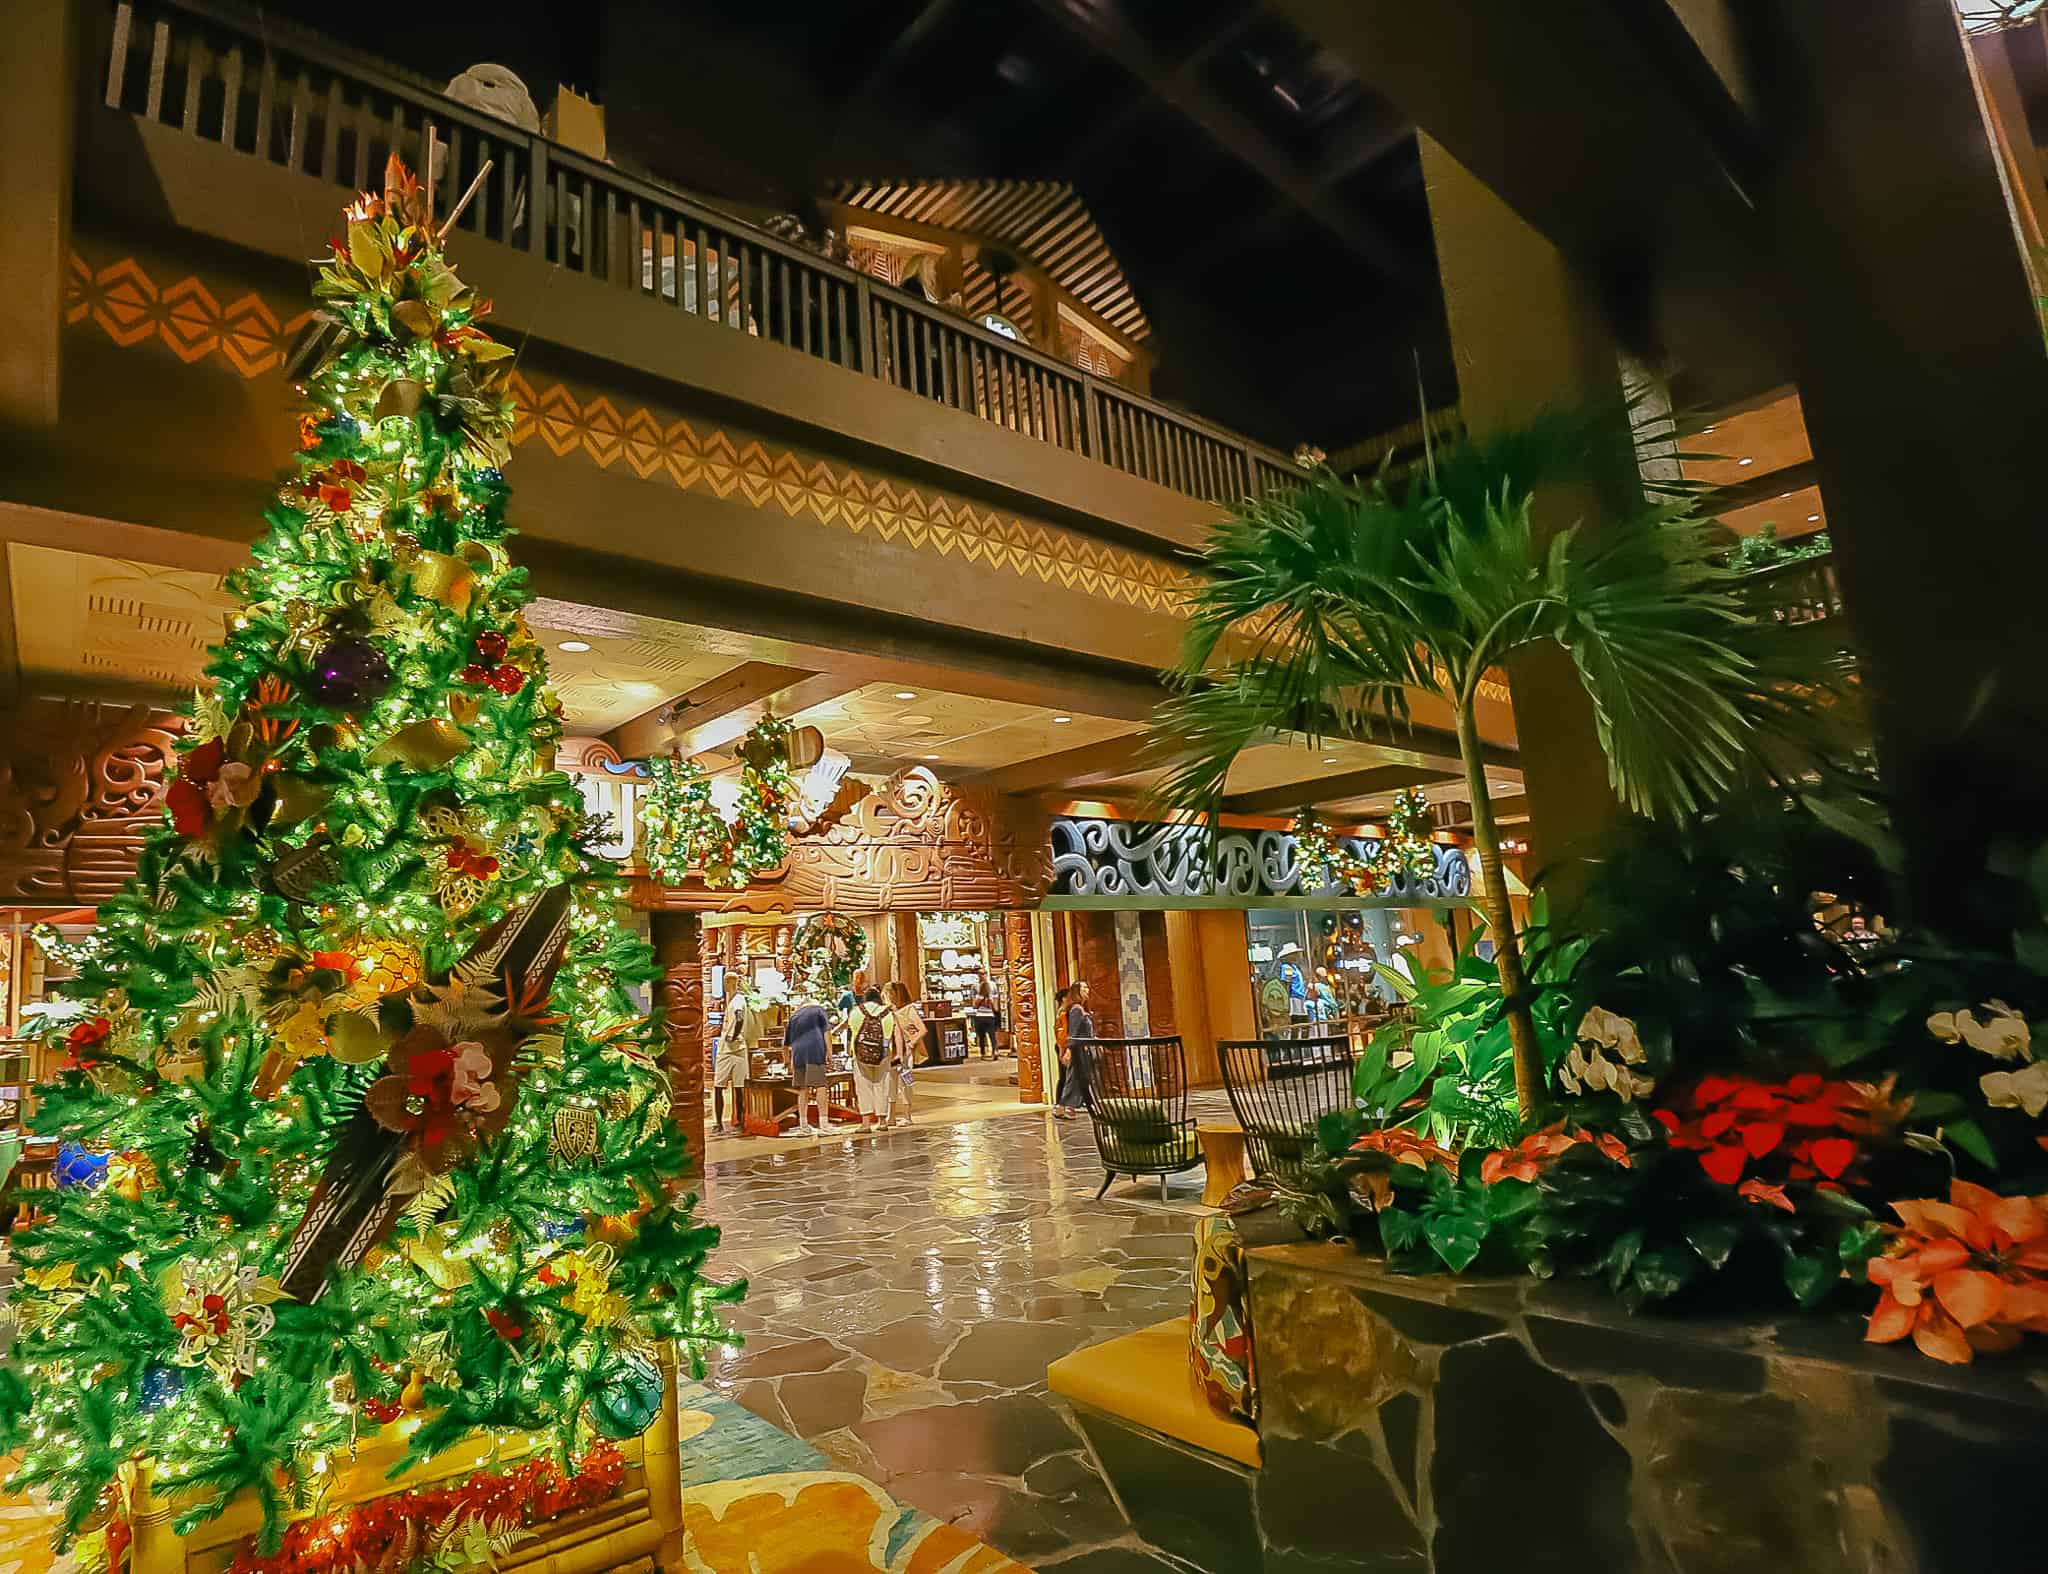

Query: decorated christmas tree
left=0, top=159, right=737, bottom=1555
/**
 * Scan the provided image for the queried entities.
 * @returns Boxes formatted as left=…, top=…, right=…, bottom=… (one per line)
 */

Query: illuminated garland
left=1295, top=788, right=1440, bottom=896
left=222, top=1442, right=624, bottom=1574
left=639, top=717, right=795, bottom=891
left=793, top=913, right=867, bottom=996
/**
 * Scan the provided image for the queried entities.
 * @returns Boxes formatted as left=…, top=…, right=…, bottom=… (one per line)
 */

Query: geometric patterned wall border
left=64, top=251, right=1199, bottom=616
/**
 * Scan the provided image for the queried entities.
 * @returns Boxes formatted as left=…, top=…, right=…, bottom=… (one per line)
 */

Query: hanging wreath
left=794, top=912, right=868, bottom=996
left=1294, top=787, right=1440, bottom=897
left=640, top=717, right=796, bottom=890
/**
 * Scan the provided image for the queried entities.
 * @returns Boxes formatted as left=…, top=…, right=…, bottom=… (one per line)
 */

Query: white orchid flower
left=1980, top=1060, right=2048, bottom=1118
left=1930, top=1002, right=2032, bottom=1062
left=1575, top=1005, right=1646, bottom=1065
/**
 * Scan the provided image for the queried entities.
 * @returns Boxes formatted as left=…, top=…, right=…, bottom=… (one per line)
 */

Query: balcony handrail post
left=526, top=133, right=547, bottom=257
left=1082, top=383, right=1103, bottom=461
left=855, top=274, right=877, bottom=377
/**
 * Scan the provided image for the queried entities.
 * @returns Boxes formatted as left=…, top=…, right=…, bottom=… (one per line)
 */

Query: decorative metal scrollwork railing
left=1049, top=817, right=1473, bottom=902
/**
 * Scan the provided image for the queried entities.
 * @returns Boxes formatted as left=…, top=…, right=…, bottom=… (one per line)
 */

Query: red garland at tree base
left=221, top=1441, right=625, bottom=1574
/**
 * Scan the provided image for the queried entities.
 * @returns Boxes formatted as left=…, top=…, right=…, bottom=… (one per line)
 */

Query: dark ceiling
left=265, top=0, right=1455, bottom=451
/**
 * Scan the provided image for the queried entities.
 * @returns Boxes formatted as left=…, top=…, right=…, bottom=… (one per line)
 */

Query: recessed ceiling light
left=922, top=753, right=941, bottom=761
left=1702, top=425, right=1716, bottom=434
left=1053, top=715, right=1072, bottom=724
left=557, top=639, right=592, bottom=653
left=1736, top=456, right=1755, bottom=466
left=1807, top=513, right=1821, bottom=522
left=894, top=691, right=917, bottom=701
left=1323, top=757, right=1338, bottom=765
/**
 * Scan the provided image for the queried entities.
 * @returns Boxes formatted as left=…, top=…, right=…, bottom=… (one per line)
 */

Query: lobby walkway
left=697, top=1106, right=1217, bottom=1573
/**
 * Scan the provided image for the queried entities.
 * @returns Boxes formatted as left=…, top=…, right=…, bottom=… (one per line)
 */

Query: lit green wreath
left=640, top=716, right=796, bottom=890
left=1294, top=787, right=1439, bottom=897
left=793, top=912, right=867, bottom=996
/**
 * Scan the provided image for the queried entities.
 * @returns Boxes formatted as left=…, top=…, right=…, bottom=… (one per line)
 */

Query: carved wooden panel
left=649, top=911, right=706, bottom=1176
left=1003, top=910, right=1044, bottom=1103
left=634, top=767, right=1052, bottom=915
left=0, top=701, right=184, bottom=908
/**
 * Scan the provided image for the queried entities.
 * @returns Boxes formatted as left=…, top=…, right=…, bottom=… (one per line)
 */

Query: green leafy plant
left=1377, top=1151, right=1542, bottom=1274
left=1730, top=523, right=1831, bottom=574
left=1353, top=903, right=1582, bottom=1151
left=1153, top=412, right=1821, bottom=1117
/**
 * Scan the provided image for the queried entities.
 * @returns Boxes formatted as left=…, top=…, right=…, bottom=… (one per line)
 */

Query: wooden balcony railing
left=1734, top=552, right=1843, bottom=627
left=92, top=0, right=1298, bottom=509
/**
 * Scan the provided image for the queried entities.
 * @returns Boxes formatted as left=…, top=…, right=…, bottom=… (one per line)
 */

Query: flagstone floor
left=696, top=1105, right=1222, bottom=1573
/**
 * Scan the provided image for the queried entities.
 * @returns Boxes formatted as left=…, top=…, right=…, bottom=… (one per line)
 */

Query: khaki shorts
left=713, top=1043, right=748, bottom=1087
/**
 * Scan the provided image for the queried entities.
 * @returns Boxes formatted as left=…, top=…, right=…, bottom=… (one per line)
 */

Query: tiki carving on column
left=649, top=912, right=706, bottom=1174
left=1003, top=910, right=1045, bottom=1102
left=0, top=701, right=185, bottom=906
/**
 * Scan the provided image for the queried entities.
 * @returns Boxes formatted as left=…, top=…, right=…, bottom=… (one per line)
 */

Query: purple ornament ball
left=309, top=634, right=392, bottom=709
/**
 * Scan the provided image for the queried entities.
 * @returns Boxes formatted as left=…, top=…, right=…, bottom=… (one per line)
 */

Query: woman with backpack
left=846, top=985, right=900, bottom=1130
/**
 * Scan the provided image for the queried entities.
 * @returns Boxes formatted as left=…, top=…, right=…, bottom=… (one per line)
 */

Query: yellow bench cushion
left=1047, top=1319, right=1262, bottom=1469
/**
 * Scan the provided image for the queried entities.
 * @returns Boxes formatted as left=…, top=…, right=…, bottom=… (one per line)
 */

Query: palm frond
left=1150, top=411, right=1835, bottom=828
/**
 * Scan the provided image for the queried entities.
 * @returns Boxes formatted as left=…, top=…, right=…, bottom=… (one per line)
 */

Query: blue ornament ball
left=588, top=1355, right=662, bottom=1439
left=137, top=1363, right=187, bottom=1414
left=537, top=1214, right=584, bottom=1242
left=54, top=1144, right=110, bottom=1189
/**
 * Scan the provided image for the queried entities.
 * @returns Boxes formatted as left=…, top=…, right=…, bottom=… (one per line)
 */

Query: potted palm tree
left=1154, top=414, right=1821, bottom=1119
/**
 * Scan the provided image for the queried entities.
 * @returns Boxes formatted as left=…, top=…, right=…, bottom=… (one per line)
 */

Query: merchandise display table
left=739, top=1073, right=857, bottom=1137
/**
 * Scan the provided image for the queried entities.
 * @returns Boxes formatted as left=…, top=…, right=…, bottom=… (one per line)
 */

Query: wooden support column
left=1753, top=3, right=2048, bottom=931
left=1163, top=909, right=1220, bottom=1088
left=1072, top=911, right=1124, bottom=1037
left=890, top=911, right=919, bottom=995
left=649, top=912, right=706, bottom=1176
left=1421, top=132, right=1636, bottom=894
left=0, top=0, right=73, bottom=431
left=1003, top=910, right=1046, bottom=1102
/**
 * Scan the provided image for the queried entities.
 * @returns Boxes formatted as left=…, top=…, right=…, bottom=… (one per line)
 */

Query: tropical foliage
left=1262, top=783, right=2048, bottom=1359
left=1154, top=412, right=1822, bottom=1115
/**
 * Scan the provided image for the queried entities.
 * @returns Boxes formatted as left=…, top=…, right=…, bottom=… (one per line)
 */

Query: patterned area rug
left=0, top=1381, right=1032, bottom=1574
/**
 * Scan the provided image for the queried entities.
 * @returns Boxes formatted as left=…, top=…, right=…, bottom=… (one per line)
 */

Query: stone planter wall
left=1246, top=1240, right=2048, bottom=1574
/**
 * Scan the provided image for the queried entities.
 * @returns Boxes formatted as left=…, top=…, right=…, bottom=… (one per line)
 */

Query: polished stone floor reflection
left=698, top=1107, right=1216, bottom=1573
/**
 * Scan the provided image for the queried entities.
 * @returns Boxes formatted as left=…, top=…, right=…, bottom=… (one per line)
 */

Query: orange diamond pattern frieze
left=67, top=250, right=1197, bottom=615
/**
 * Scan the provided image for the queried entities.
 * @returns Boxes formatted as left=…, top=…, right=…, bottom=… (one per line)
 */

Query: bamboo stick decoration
left=437, top=160, right=495, bottom=244
left=644, top=1344, right=686, bottom=1569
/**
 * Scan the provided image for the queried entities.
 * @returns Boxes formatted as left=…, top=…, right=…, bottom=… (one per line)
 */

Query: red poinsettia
left=446, top=841, right=500, bottom=879
left=1651, top=1072, right=1900, bottom=1193
left=172, top=1291, right=231, bottom=1340
left=165, top=738, right=226, bottom=836
left=64, top=1015, right=112, bottom=1069
left=1866, top=1181, right=2048, bottom=1364
left=365, top=1025, right=511, bottom=1164
left=309, top=949, right=361, bottom=983
left=484, top=1306, right=525, bottom=1342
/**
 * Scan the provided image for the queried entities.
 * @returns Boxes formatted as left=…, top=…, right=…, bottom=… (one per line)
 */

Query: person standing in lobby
left=969, top=977, right=1001, bottom=1058
left=847, top=985, right=899, bottom=1130
left=711, top=982, right=753, bottom=1136
left=1054, top=979, right=1093, bottom=1119
left=887, top=980, right=923, bottom=1126
left=784, top=995, right=833, bottom=1137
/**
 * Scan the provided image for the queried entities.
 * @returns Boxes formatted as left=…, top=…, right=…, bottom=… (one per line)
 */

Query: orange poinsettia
left=1479, top=1121, right=1632, bottom=1186
left=1346, top=1127, right=1457, bottom=1209
left=1865, top=1180, right=2048, bottom=1364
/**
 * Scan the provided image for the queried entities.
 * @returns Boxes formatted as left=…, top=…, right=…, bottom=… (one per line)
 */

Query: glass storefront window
left=1246, top=906, right=1463, bottom=1039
